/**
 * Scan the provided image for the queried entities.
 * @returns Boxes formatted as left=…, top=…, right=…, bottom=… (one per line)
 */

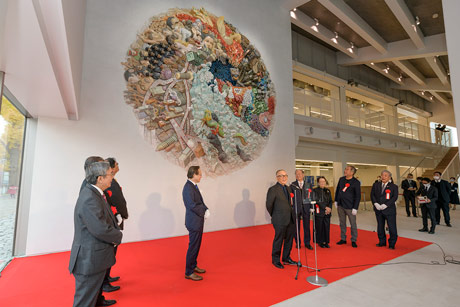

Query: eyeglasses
left=277, top=174, right=288, bottom=178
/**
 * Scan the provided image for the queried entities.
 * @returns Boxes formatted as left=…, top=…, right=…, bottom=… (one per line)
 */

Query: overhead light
left=293, top=8, right=297, bottom=11
left=347, top=42, right=355, bottom=53
left=383, top=65, right=390, bottom=74
left=421, top=91, right=425, bottom=95
left=430, top=96, right=434, bottom=101
left=398, top=74, right=403, bottom=82
left=290, top=10, right=296, bottom=18
left=370, top=62, right=375, bottom=65
left=447, top=70, right=450, bottom=76
left=331, top=32, right=338, bottom=44
left=432, top=13, right=439, bottom=19
left=311, top=18, right=319, bottom=32
left=415, top=16, right=420, bottom=25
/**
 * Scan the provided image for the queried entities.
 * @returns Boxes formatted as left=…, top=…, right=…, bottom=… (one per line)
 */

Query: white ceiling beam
left=318, top=0, right=388, bottom=54
left=426, top=56, right=450, bottom=86
left=430, top=91, right=451, bottom=105
left=393, top=60, right=426, bottom=85
left=290, top=10, right=357, bottom=58
left=366, top=63, right=404, bottom=84
left=283, top=0, right=311, bottom=11
left=337, top=33, right=447, bottom=65
left=392, top=78, right=452, bottom=92
left=384, top=0, right=425, bottom=49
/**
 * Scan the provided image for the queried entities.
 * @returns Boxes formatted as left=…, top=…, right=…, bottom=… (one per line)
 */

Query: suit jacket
left=371, top=181, right=399, bottom=215
left=401, top=179, right=417, bottom=196
left=290, top=180, right=313, bottom=215
left=69, top=183, right=122, bottom=275
left=312, top=187, right=332, bottom=217
left=431, top=179, right=450, bottom=203
left=183, top=180, right=208, bottom=232
left=266, top=183, right=294, bottom=226
left=417, top=184, right=438, bottom=209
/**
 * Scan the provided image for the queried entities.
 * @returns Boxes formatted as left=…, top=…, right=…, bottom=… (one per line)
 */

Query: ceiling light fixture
left=430, top=96, right=434, bottom=100
left=398, top=74, right=403, bottom=82
left=331, top=32, right=338, bottom=44
left=311, top=18, right=319, bottom=32
left=383, top=65, right=390, bottom=74
left=347, top=42, right=355, bottom=53
left=293, top=8, right=297, bottom=11
left=432, top=13, right=439, bottom=19
left=421, top=91, right=425, bottom=95
left=415, top=16, right=420, bottom=25
left=370, top=62, right=375, bottom=65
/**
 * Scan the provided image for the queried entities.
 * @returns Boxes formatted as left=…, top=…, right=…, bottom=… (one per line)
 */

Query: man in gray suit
left=266, top=169, right=296, bottom=269
left=69, top=161, right=123, bottom=307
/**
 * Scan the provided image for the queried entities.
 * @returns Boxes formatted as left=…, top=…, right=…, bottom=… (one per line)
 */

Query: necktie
left=282, top=185, right=289, bottom=200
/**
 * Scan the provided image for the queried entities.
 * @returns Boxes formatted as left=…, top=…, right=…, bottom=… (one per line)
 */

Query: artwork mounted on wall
left=122, top=7, right=276, bottom=177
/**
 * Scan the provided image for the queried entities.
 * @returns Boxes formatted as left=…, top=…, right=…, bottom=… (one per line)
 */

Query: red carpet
left=0, top=224, right=430, bottom=307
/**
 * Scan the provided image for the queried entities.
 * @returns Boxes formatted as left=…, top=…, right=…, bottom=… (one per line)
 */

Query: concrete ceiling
left=0, top=0, right=86, bottom=120
left=290, top=0, right=452, bottom=106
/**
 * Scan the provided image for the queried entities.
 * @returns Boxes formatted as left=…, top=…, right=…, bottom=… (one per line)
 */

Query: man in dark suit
left=432, top=171, right=452, bottom=227
left=417, top=177, right=438, bottom=234
left=69, top=161, right=122, bottom=307
left=183, top=166, right=209, bottom=281
left=290, top=170, right=313, bottom=250
left=371, top=170, right=399, bottom=249
left=401, top=173, right=418, bottom=217
left=102, top=157, right=129, bottom=292
left=266, top=169, right=296, bottom=269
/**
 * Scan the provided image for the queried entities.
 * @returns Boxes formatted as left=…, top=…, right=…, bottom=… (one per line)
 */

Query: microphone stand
left=306, top=199, right=328, bottom=287
left=289, top=184, right=315, bottom=280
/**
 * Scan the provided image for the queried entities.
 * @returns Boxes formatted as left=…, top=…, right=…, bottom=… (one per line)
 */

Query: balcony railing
left=294, top=86, right=451, bottom=146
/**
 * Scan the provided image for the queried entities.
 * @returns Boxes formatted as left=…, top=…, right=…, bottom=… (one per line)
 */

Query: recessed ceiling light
left=432, top=13, right=439, bottom=19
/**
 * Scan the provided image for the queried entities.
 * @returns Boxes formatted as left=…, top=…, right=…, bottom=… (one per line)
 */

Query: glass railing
left=293, top=86, right=452, bottom=146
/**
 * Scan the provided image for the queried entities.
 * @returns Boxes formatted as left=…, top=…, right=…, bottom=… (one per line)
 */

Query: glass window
left=0, top=95, right=26, bottom=269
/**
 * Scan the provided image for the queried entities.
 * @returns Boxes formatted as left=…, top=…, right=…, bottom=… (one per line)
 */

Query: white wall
left=24, top=0, right=295, bottom=255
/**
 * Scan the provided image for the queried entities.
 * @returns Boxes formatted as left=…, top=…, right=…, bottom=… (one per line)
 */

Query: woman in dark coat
left=313, top=176, right=332, bottom=248
left=449, top=177, right=459, bottom=210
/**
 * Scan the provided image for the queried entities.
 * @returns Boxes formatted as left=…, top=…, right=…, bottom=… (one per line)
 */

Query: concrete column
left=443, top=1, right=460, bottom=154
left=339, top=86, right=348, bottom=125
left=330, top=85, right=341, bottom=123
left=383, top=104, right=398, bottom=135
left=333, top=161, right=344, bottom=188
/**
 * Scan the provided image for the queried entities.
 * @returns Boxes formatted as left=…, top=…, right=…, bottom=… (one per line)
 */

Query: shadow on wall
left=138, top=193, right=175, bottom=239
left=234, top=189, right=256, bottom=227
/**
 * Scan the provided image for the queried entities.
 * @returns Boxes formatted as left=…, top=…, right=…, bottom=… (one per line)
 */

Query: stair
left=421, top=147, right=459, bottom=178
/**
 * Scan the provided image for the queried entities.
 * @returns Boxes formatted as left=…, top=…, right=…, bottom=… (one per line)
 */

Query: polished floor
left=275, top=205, right=460, bottom=307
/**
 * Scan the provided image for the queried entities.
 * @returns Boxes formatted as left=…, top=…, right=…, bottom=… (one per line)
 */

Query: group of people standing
left=69, top=156, right=128, bottom=307
left=265, top=165, right=459, bottom=269
left=401, top=172, right=457, bottom=234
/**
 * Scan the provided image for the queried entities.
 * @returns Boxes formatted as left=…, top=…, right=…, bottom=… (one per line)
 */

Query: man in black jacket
left=401, top=173, right=418, bottom=217
left=266, top=169, right=295, bottom=269
left=418, top=177, right=438, bottom=234
left=290, top=170, right=313, bottom=250
left=335, top=165, right=361, bottom=248
left=371, top=170, right=399, bottom=249
left=432, top=171, right=452, bottom=227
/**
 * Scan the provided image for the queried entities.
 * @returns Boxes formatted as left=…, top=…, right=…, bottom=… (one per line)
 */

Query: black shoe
left=436, top=222, right=440, bottom=225
left=325, top=243, right=330, bottom=248
left=96, top=299, right=117, bottom=306
left=407, top=214, right=410, bottom=217
left=305, top=244, right=313, bottom=250
left=376, top=243, right=386, bottom=247
left=273, top=262, right=284, bottom=269
left=428, top=230, right=435, bottom=234
left=108, top=276, right=120, bottom=283
left=352, top=242, right=357, bottom=248
left=319, top=243, right=325, bottom=248
left=282, top=258, right=296, bottom=265
left=295, top=245, right=300, bottom=249
left=446, top=223, right=452, bottom=227
left=418, top=228, right=428, bottom=232
left=389, top=246, right=395, bottom=250
left=336, top=240, right=347, bottom=245
left=102, top=284, right=120, bottom=293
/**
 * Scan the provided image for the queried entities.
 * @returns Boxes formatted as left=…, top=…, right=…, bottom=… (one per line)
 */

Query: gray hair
left=276, top=169, right=286, bottom=176
left=346, top=165, right=357, bottom=174
left=86, top=161, right=110, bottom=184
left=381, top=169, right=392, bottom=177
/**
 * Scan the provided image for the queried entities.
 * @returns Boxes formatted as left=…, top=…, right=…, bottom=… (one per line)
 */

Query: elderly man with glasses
left=266, top=169, right=296, bottom=269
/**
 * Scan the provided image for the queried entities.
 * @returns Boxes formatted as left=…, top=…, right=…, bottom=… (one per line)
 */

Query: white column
left=443, top=1, right=460, bottom=153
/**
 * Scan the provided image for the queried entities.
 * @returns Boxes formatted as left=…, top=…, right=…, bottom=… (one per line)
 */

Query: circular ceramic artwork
left=122, top=8, right=276, bottom=177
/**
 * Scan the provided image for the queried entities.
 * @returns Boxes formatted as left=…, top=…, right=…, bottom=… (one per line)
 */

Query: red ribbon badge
left=343, top=183, right=350, bottom=192
left=385, top=189, right=391, bottom=200
left=308, top=188, right=311, bottom=198
left=315, top=204, right=319, bottom=214
left=290, top=193, right=294, bottom=206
